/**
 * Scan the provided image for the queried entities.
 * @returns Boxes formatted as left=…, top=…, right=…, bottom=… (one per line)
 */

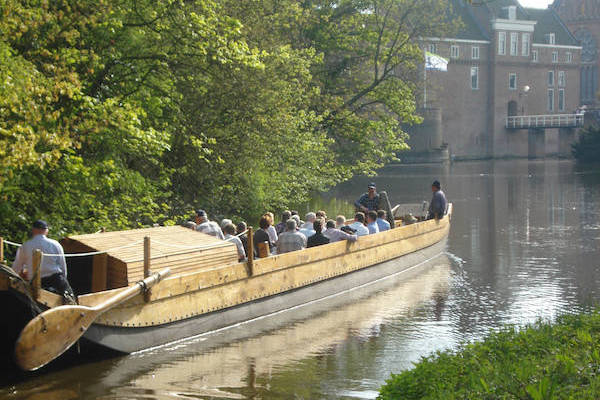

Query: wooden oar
left=14, top=268, right=171, bottom=371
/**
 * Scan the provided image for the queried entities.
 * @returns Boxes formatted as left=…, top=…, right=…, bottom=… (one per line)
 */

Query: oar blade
left=14, top=305, right=95, bottom=371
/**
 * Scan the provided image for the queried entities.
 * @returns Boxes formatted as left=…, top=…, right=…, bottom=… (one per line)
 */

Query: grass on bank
left=378, top=311, right=600, bottom=399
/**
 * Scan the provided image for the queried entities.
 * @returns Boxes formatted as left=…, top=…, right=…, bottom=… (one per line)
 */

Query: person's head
left=32, top=220, right=48, bottom=236
left=305, top=212, right=316, bottom=223
left=326, top=219, right=336, bottom=229
left=377, top=210, right=386, bottom=219
left=291, top=214, right=301, bottom=226
left=182, top=220, right=196, bottom=230
left=195, top=209, right=207, bottom=224
left=367, top=210, right=377, bottom=223
left=291, top=210, right=299, bottom=216
left=223, top=223, right=236, bottom=236
left=266, top=212, right=274, bottom=222
left=313, top=219, right=323, bottom=234
left=259, top=216, right=270, bottom=230
left=236, top=221, right=247, bottom=234
left=316, top=210, right=327, bottom=220
left=354, top=212, right=365, bottom=224
left=281, top=210, right=292, bottom=222
left=286, top=219, right=297, bottom=232
left=263, top=213, right=274, bottom=224
left=335, top=215, right=346, bottom=227
left=432, top=180, right=441, bottom=192
left=368, top=182, right=376, bottom=196
left=220, top=218, right=232, bottom=229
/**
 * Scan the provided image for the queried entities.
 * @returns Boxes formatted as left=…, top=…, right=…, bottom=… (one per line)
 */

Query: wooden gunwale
left=86, top=211, right=450, bottom=327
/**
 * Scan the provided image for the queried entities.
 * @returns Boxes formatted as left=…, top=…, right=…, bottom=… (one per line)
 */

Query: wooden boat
left=0, top=203, right=452, bottom=371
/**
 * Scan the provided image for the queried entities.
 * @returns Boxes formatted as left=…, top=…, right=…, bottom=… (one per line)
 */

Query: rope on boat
left=40, top=240, right=144, bottom=257
left=4, top=239, right=22, bottom=247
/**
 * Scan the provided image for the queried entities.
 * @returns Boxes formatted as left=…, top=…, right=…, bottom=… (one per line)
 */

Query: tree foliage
left=0, top=0, right=454, bottom=242
left=572, top=125, right=600, bottom=164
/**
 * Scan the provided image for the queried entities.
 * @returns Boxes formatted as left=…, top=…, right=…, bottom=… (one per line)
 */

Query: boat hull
left=84, top=237, right=447, bottom=353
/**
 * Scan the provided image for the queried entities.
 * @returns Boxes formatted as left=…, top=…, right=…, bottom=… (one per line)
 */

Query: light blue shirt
left=367, top=221, right=380, bottom=234
left=349, top=221, right=369, bottom=236
left=299, top=228, right=316, bottom=238
left=12, top=234, right=67, bottom=279
left=376, top=218, right=391, bottom=232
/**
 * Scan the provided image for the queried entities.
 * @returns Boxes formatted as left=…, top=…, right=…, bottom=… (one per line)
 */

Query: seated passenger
left=254, top=216, right=273, bottom=257
left=349, top=212, right=370, bottom=236
left=263, top=212, right=278, bottom=244
left=291, top=214, right=302, bottom=229
left=307, top=219, right=330, bottom=248
left=335, top=215, right=346, bottom=229
left=324, top=220, right=358, bottom=243
left=299, top=212, right=316, bottom=238
left=236, top=221, right=251, bottom=258
left=366, top=211, right=380, bottom=234
left=195, top=210, right=225, bottom=239
left=376, top=210, right=391, bottom=232
left=291, top=210, right=304, bottom=226
left=316, top=210, right=327, bottom=220
left=276, top=219, right=307, bottom=254
left=223, top=223, right=246, bottom=262
left=220, top=218, right=233, bottom=229
left=275, top=210, right=291, bottom=235
left=182, top=220, right=197, bottom=230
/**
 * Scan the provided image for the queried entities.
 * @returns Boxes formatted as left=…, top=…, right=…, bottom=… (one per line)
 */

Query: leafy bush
left=378, top=311, right=600, bottom=399
left=573, top=126, right=600, bottom=163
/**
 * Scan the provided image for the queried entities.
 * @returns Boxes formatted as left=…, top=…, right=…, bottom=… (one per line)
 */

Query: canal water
left=2, top=159, right=600, bottom=399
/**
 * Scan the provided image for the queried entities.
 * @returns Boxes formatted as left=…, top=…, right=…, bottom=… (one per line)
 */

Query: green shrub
left=378, top=311, right=600, bottom=399
left=573, top=126, right=600, bottom=163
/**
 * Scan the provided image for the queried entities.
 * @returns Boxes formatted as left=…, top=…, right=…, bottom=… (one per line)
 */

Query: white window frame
left=498, top=32, right=506, bottom=55
left=471, top=66, right=479, bottom=90
left=510, top=32, right=518, bottom=56
left=471, top=46, right=480, bottom=60
left=548, top=33, right=555, bottom=45
left=552, top=51, right=558, bottom=63
left=558, top=71, right=565, bottom=87
left=548, top=88, right=554, bottom=112
left=450, top=45, right=460, bottom=59
left=532, top=49, right=538, bottom=62
left=509, top=73, right=517, bottom=90
left=566, top=52, right=572, bottom=63
left=558, top=88, right=565, bottom=111
left=508, top=6, right=517, bottom=20
left=548, top=70, right=554, bottom=86
left=522, top=33, right=530, bottom=56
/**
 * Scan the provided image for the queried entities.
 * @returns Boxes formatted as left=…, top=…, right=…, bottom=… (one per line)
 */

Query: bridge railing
left=506, top=114, right=584, bottom=130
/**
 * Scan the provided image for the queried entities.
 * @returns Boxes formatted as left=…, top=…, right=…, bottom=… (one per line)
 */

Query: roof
left=524, top=8, right=579, bottom=46
left=485, top=0, right=530, bottom=21
left=451, top=0, right=490, bottom=41
left=63, top=226, right=235, bottom=263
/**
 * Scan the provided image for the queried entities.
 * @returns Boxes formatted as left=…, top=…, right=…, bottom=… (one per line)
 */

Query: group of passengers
left=185, top=181, right=446, bottom=262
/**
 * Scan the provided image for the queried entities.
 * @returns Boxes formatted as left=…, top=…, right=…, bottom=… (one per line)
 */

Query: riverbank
left=378, top=310, right=600, bottom=399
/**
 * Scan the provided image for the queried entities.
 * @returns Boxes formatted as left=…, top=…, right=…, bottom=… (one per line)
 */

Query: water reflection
left=2, top=159, right=600, bottom=399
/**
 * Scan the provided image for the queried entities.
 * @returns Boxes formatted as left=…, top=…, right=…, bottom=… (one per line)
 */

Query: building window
left=548, top=89, right=554, bottom=112
left=498, top=32, right=506, bottom=55
left=532, top=50, right=538, bottom=62
left=509, top=73, right=517, bottom=90
left=558, top=89, right=565, bottom=111
left=471, top=46, right=480, bottom=60
left=558, top=71, right=565, bottom=87
left=566, top=52, right=572, bottom=63
left=545, top=33, right=555, bottom=45
left=521, top=33, right=530, bottom=56
left=450, top=45, right=460, bottom=59
left=508, top=5, right=517, bottom=20
left=548, top=71, right=554, bottom=86
left=471, top=66, right=479, bottom=90
left=428, top=43, right=437, bottom=53
left=510, top=32, right=518, bottom=56
left=552, top=51, right=558, bottom=63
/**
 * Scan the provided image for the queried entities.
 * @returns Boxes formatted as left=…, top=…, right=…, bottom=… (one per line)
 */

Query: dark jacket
left=253, top=228, right=272, bottom=256
left=307, top=232, right=330, bottom=248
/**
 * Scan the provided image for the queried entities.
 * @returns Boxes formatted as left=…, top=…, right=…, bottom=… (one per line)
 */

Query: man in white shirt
left=195, top=210, right=225, bottom=239
left=299, top=212, right=316, bottom=238
left=12, top=220, right=75, bottom=299
left=348, top=212, right=370, bottom=236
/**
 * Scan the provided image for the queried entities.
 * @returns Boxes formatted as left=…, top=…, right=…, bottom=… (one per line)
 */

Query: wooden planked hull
left=82, top=211, right=451, bottom=353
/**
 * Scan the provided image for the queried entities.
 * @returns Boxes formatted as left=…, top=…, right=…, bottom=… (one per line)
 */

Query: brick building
left=553, top=0, right=600, bottom=107
left=410, top=0, right=583, bottom=160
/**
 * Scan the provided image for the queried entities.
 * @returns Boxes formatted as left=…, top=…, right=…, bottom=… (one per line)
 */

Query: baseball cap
left=32, top=220, right=48, bottom=230
left=196, top=209, right=207, bottom=217
left=368, top=182, right=376, bottom=189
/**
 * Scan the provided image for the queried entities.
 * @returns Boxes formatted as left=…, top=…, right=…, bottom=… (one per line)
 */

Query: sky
left=518, top=0, right=553, bottom=7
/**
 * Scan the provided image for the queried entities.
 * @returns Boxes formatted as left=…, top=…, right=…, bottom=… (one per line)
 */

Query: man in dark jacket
left=307, top=219, right=330, bottom=248
left=427, top=180, right=448, bottom=220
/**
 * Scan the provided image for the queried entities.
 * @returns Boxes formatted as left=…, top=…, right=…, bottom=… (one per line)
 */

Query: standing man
left=427, top=180, right=448, bottom=220
left=195, top=210, right=225, bottom=239
left=354, top=182, right=380, bottom=212
left=12, top=220, right=75, bottom=299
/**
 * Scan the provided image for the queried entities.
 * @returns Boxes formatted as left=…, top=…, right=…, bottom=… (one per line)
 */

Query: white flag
left=425, top=51, right=448, bottom=72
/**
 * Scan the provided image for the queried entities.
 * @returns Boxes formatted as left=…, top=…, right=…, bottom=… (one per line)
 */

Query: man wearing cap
left=427, top=180, right=448, bottom=220
left=12, top=220, right=75, bottom=299
left=354, top=183, right=380, bottom=212
left=195, top=210, right=225, bottom=239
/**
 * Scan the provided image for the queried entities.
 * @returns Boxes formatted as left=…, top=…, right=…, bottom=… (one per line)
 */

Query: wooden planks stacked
left=63, top=226, right=238, bottom=289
